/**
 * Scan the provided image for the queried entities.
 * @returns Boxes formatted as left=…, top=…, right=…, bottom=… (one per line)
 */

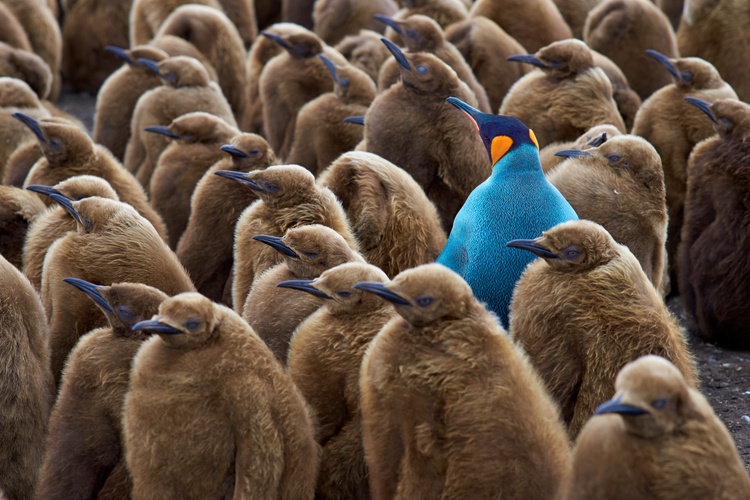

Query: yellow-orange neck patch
left=491, top=135, right=513, bottom=164
left=529, top=129, right=539, bottom=150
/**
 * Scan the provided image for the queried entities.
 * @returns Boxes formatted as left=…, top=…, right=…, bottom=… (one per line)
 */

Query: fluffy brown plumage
left=547, top=135, right=669, bottom=294
left=553, top=0, right=603, bottom=38
left=389, top=0, right=469, bottom=33
left=124, top=292, right=319, bottom=498
left=0, top=2, right=32, bottom=52
left=679, top=98, right=750, bottom=349
left=286, top=262, right=395, bottom=499
left=36, top=281, right=168, bottom=500
left=508, top=220, right=698, bottom=438
left=318, top=151, right=446, bottom=278
left=335, top=29, right=392, bottom=83
left=501, top=39, right=626, bottom=148
left=0, top=42, right=53, bottom=100
left=176, top=133, right=275, bottom=306
left=0, top=77, right=50, bottom=179
left=0, top=185, right=46, bottom=270
left=539, top=123, right=622, bottom=172
left=631, top=54, right=737, bottom=288
left=243, top=225, right=364, bottom=364
left=358, top=263, right=572, bottom=499
left=128, top=0, right=219, bottom=46
left=313, top=0, right=398, bottom=45
left=229, top=165, right=356, bottom=312
left=563, top=355, right=750, bottom=499
left=0, top=253, right=53, bottom=500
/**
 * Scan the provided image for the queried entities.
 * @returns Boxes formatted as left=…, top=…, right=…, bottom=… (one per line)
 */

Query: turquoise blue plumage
left=436, top=97, right=578, bottom=327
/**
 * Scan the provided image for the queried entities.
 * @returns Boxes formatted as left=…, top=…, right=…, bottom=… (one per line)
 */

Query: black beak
left=554, top=149, right=592, bottom=158
left=684, top=96, right=717, bottom=124
left=12, top=112, right=47, bottom=143
left=587, top=132, right=608, bottom=148
left=373, top=14, right=403, bottom=35
left=319, top=54, right=338, bottom=84
left=214, top=170, right=261, bottom=190
left=353, top=281, right=411, bottom=306
left=381, top=38, right=411, bottom=71
left=343, top=115, right=365, bottom=126
left=220, top=144, right=249, bottom=158
left=260, top=31, right=290, bottom=50
left=63, top=277, right=113, bottom=314
left=594, top=395, right=648, bottom=416
left=277, top=279, right=331, bottom=299
left=26, top=184, right=61, bottom=198
left=506, top=239, right=559, bottom=259
left=105, top=45, right=133, bottom=65
left=137, top=58, right=162, bottom=76
left=48, top=193, right=92, bottom=231
left=645, top=50, right=679, bottom=80
left=131, top=318, right=184, bottom=335
left=445, top=96, right=483, bottom=132
left=507, top=54, right=548, bottom=69
left=251, top=234, right=299, bottom=259
left=144, top=125, right=180, bottom=139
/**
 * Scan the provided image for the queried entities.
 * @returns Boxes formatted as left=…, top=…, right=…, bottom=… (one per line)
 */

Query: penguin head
left=261, top=30, right=323, bottom=59
left=215, top=165, right=316, bottom=206
left=508, top=39, right=594, bottom=80
left=107, top=45, right=168, bottom=69
left=446, top=96, right=539, bottom=166
left=355, top=263, right=475, bottom=327
left=2, top=43, right=53, bottom=99
left=219, top=133, right=275, bottom=170
left=56, top=197, right=141, bottom=235
left=375, top=14, right=443, bottom=53
left=319, top=54, right=376, bottom=101
left=574, top=123, right=622, bottom=149
left=311, top=262, right=391, bottom=313
left=132, top=292, right=219, bottom=348
left=646, top=51, right=723, bottom=90
left=594, top=355, right=694, bottom=439
left=13, top=114, right=95, bottom=166
left=0, top=77, right=41, bottom=108
left=506, top=220, right=618, bottom=273
left=336, top=31, right=390, bottom=83
left=686, top=97, right=750, bottom=141
left=381, top=39, right=460, bottom=96
left=27, top=175, right=119, bottom=209
left=161, top=112, right=237, bottom=145
left=138, top=56, right=211, bottom=87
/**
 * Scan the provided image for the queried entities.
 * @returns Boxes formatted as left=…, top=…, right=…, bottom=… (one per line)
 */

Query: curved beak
left=684, top=96, right=717, bottom=124
left=105, top=45, right=133, bottom=65
left=353, top=281, right=411, bottom=306
left=251, top=234, right=299, bottom=259
left=554, top=149, right=592, bottom=158
left=319, top=54, right=338, bottom=84
left=48, top=193, right=92, bottom=231
left=587, top=132, right=608, bottom=148
left=507, top=54, right=548, bottom=69
left=506, top=239, right=559, bottom=259
left=343, top=115, right=365, bottom=126
left=594, top=395, right=648, bottom=416
left=63, top=277, right=113, bottom=314
left=12, top=112, right=46, bottom=143
left=445, top=96, right=483, bottom=131
left=373, top=14, right=403, bottom=35
left=381, top=38, right=411, bottom=71
left=220, top=144, right=249, bottom=158
left=144, top=125, right=180, bottom=139
left=260, top=31, right=290, bottom=50
left=645, top=50, right=678, bottom=80
left=277, top=279, right=331, bottom=299
left=131, top=318, right=183, bottom=335
left=214, top=170, right=260, bottom=190
left=26, top=184, right=60, bottom=198
left=137, top=58, right=162, bottom=76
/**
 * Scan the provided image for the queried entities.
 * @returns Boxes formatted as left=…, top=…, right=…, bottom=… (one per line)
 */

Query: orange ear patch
left=529, top=129, right=539, bottom=150
left=491, top=135, right=513, bottom=164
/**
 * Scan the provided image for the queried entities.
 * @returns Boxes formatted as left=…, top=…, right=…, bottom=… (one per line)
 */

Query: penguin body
left=0, top=185, right=46, bottom=270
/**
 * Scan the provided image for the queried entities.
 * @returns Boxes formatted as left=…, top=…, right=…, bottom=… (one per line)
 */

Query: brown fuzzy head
left=595, top=355, right=694, bottom=438
left=393, top=14, right=444, bottom=53
left=508, top=220, right=620, bottom=273
left=399, top=51, right=462, bottom=96
left=221, top=133, right=276, bottom=171
left=0, top=43, right=52, bottom=99
left=271, top=224, right=363, bottom=278
left=573, top=124, right=623, bottom=149
left=648, top=51, right=725, bottom=90
left=320, top=55, right=376, bottom=101
left=51, top=175, right=119, bottom=201
left=0, top=77, right=42, bottom=108
left=356, top=263, right=476, bottom=326
left=232, top=165, right=318, bottom=207
left=137, top=292, right=220, bottom=349
left=335, top=30, right=391, bottom=82
left=60, top=197, right=142, bottom=235
left=262, top=29, right=324, bottom=59
left=21, top=116, right=96, bottom=166
left=534, top=39, right=595, bottom=80
left=149, top=56, right=211, bottom=87
left=706, top=98, right=750, bottom=141
left=311, top=262, right=391, bottom=314
left=166, top=112, right=238, bottom=144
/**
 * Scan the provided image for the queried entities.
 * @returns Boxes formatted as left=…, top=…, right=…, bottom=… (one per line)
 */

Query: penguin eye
left=336, top=291, right=351, bottom=298
left=651, top=398, right=668, bottom=410
left=303, top=252, right=319, bottom=259
left=117, top=305, right=134, bottom=320
left=249, top=148, right=260, bottom=156
left=548, top=58, right=565, bottom=68
left=406, top=29, right=418, bottom=38
left=561, top=245, right=582, bottom=260
left=164, top=72, right=177, bottom=83
left=50, top=138, right=63, bottom=149
left=681, top=71, right=693, bottom=83
left=184, top=319, right=200, bottom=331
left=415, top=295, right=433, bottom=307
left=264, top=183, right=280, bottom=193
left=607, top=154, right=621, bottom=163
left=339, top=77, right=349, bottom=88
left=416, top=65, right=428, bottom=75
left=720, top=118, right=733, bottom=128
left=181, top=134, right=194, bottom=142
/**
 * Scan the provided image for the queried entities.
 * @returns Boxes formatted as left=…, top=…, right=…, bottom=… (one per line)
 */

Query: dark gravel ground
left=56, top=87, right=750, bottom=471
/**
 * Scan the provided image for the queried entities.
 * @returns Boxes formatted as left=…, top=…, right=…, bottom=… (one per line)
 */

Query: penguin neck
left=489, top=143, right=543, bottom=178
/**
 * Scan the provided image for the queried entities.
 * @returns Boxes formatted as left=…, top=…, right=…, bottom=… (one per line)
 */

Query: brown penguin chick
left=631, top=54, right=736, bottom=288
left=313, top=0, right=398, bottom=45
left=156, top=5, right=249, bottom=122
left=23, top=175, right=119, bottom=292
left=285, top=262, right=396, bottom=499
left=507, top=220, right=698, bottom=438
left=124, top=292, right=320, bottom=498
left=470, top=0, right=572, bottom=53
left=128, top=0, right=220, bottom=46
left=2, top=141, right=42, bottom=187
left=18, top=114, right=169, bottom=241
left=0, top=77, right=50, bottom=179
left=243, top=225, right=364, bottom=363
left=0, top=185, right=46, bottom=270
left=590, top=50, right=642, bottom=130
left=60, top=0, right=131, bottom=95
left=229, top=165, right=356, bottom=313
left=36, top=281, right=168, bottom=500
left=677, top=0, right=750, bottom=103
left=148, top=34, right=220, bottom=80
left=364, top=42, right=488, bottom=232
left=547, top=135, right=669, bottom=294
left=553, top=0, right=602, bottom=38
left=2, top=0, right=62, bottom=100
left=176, top=133, right=275, bottom=305
left=318, top=151, right=447, bottom=278
left=93, top=45, right=169, bottom=161
left=0, top=1, right=31, bottom=52
left=41, top=196, right=195, bottom=383
left=335, top=29, right=392, bottom=83
left=259, top=28, right=347, bottom=161
left=287, top=55, right=376, bottom=174
left=357, top=263, right=572, bottom=499
left=375, top=14, right=492, bottom=113
left=445, top=16, right=529, bottom=113
left=584, top=0, right=678, bottom=100
left=679, top=98, right=750, bottom=349
left=501, top=40, right=626, bottom=147
left=539, top=123, right=622, bottom=172
left=390, top=0, right=469, bottom=33
left=147, top=112, right=240, bottom=248
left=215, top=0, right=258, bottom=49
left=0, top=253, right=53, bottom=500
left=123, top=55, right=236, bottom=188
left=0, top=42, right=52, bottom=99
left=564, top=355, right=750, bottom=500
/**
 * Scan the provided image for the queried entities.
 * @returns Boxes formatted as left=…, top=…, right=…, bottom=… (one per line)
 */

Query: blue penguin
left=436, top=97, right=578, bottom=327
